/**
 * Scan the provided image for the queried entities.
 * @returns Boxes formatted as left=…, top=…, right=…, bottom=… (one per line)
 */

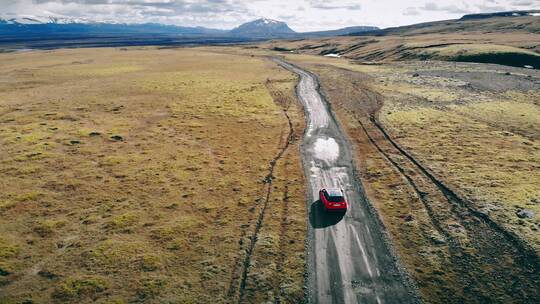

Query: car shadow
left=309, top=200, right=345, bottom=229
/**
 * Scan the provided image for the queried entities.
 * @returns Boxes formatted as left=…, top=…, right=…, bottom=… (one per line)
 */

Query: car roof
left=325, top=188, right=343, bottom=197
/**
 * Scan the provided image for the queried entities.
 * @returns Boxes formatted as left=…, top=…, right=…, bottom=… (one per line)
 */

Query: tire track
left=237, top=109, right=294, bottom=304
left=363, top=115, right=540, bottom=300
left=274, top=182, right=290, bottom=304
left=370, top=116, right=540, bottom=260
left=353, top=115, right=481, bottom=298
left=227, top=192, right=262, bottom=298
left=355, top=116, right=451, bottom=243
left=229, top=80, right=296, bottom=304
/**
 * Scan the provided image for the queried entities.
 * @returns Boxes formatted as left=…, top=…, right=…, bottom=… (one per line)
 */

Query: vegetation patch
left=33, top=219, right=67, bottom=237
left=107, top=212, right=139, bottom=230
left=0, top=238, right=18, bottom=277
left=52, top=276, right=108, bottom=301
left=136, top=277, right=166, bottom=300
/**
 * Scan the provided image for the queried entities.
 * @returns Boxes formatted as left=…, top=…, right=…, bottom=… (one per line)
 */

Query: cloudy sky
left=1, top=0, right=538, bottom=31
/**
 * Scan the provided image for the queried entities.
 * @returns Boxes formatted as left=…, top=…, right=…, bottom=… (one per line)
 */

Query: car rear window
left=327, top=195, right=345, bottom=202
left=326, top=189, right=342, bottom=196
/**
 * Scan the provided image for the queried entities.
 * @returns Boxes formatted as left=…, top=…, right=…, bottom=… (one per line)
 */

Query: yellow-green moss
left=52, top=276, right=108, bottom=300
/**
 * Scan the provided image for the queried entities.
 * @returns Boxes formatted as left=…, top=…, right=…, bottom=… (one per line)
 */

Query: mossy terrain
left=0, top=47, right=306, bottom=303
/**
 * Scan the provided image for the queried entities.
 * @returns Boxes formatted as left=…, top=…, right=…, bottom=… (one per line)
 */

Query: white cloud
left=403, top=7, right=420, bottom=16
left=0, top=0, right=539, bottom=31
left=421, top=2, right=471, bottom=14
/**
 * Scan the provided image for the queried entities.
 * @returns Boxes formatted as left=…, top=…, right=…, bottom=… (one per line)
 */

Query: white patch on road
left=324, top=53, right=341, bottom=58
left=313, top=137, right=339, bottom=163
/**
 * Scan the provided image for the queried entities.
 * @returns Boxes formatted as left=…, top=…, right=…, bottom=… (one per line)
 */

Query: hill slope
left=304, top=26, right=379, bottom=38
left=349, top=13, right=540, bottom=36
left=263, top=14, right=540, bottom=69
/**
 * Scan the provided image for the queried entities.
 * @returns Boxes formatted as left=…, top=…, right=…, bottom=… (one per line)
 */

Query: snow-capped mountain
left=0, top=14, right=96, bottom=25
left=0, top=14, right=225, bottom=36
left=230, top=18, right=296, bottom=37
left=0, top=15, right=378, bottom=43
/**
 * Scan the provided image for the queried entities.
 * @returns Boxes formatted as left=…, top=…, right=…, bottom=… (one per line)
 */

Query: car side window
left=324, top=191, right=330, bottom=200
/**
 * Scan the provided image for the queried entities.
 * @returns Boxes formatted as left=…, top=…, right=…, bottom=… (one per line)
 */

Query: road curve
left=275, top=58, right=419, bottom=304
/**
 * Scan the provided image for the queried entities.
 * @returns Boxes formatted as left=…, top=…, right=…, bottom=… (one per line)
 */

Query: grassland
left=264, top=52, right=540, bottom=303
left=0, top=47, right=306, bottom=303
left=370, top=62, right=540, bottom=247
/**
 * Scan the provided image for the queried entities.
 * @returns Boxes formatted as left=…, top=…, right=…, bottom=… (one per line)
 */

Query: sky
left=0, top=0, right=538, bottom=31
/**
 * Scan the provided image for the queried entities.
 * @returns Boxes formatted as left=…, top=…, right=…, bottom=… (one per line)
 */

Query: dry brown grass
left=0, top=47, right=306, bottom=303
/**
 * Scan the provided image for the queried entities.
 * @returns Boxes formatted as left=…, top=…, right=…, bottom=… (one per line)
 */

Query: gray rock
left=516, top=209, right=535, bottom=219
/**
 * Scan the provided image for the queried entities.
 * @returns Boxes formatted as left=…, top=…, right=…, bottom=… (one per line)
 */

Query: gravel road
left=275, top=58, right=419, bottom=304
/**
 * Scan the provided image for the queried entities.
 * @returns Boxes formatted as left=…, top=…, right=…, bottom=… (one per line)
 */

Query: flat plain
left=0, top=47, right=306, bottom=303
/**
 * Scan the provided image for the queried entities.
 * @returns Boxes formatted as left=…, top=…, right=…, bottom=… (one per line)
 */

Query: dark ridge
left=452, top=52, right=540, bottom=69
left=460, top=10, right=540, bottom=20
left=348, top=10, right=540, bottom=36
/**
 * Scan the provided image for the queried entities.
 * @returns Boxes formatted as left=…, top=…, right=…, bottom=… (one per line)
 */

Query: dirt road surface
left=275, top=59, right=419, bottom=304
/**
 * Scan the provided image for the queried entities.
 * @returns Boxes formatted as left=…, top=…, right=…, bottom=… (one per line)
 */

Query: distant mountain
left=303, top=26, right=379, bottom=37
left=0, top=14, right=381, bottom=48
left=0, top=14, right=225, bottom=36
left=0, top=15, right=88, bottom=25
left=460, top=10, right=540, bottom=20
left=348, top=10, right=540, bottom=37
left=229, top=18, right=378, bottom=38
left=230, top=18, right=296, bottom=38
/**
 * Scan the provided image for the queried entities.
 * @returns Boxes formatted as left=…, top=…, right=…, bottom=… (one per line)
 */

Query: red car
left=319, top=188, right=348, bottom=212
